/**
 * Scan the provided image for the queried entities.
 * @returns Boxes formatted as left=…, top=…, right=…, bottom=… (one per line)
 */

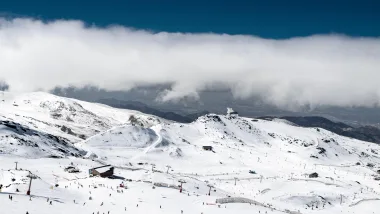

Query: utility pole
left=207, top=185, right=213, bottom=196
left=166, top=165, right=171, bottom=174
left=14, top=162, right=18, bottom=170
left=178, top=180, right=186, bottom=193
left=27, top=173, right=33, bottom=196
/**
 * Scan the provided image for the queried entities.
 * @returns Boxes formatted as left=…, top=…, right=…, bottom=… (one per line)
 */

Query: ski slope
left=0, top=91, right=163, bottom=157
left=1, top=92, right=380, bottom=214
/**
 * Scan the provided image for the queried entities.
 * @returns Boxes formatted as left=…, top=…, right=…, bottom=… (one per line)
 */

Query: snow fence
left=153, top=182, right=180, bottom=190
left=216, top=197, right=261, bottom=205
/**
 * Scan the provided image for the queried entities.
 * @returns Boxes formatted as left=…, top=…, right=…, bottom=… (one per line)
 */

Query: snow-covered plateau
left=1, top=92, right=380, bottom=214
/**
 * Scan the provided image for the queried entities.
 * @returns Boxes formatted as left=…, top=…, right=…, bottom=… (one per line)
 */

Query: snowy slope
left=78, top=112, right=380, bottom=214
left=0, top=92, right=162, bottom=141
left=0, top=91, right=163, bottom=157
left=0, top=120, right=83, bottom=158
left=82, top=113, right=380, bottom=168
left=2, top=93, right=380, bottom=214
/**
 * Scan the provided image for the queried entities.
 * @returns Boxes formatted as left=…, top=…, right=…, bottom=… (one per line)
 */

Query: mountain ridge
left=1, top=92, right=380, bottom=213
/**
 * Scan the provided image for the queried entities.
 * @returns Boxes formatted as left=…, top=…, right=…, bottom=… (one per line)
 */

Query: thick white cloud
left=0, top=18, right=380, bottom=109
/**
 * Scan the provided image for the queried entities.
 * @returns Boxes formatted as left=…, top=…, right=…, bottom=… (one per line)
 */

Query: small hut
left=202, top=146, right=213, bottom=151
left=64, top=166, right=80, bottom=173
left=89, top=165, right=114, bottom=178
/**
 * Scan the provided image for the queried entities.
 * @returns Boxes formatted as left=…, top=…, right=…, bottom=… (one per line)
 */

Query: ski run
left=1, top=92, right=380, bottom=214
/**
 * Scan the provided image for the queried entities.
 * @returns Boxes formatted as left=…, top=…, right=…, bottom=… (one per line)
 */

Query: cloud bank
left=0, top=18, right=379, bottom=109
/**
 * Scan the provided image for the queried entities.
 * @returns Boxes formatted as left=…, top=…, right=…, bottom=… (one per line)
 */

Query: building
left=89, top=165, right=114, bottom=178
left=227, top=108, right=238, bottom=117
left=202, top=146, right=213, bottom=151
left=64, top=166, right=80, bottom=173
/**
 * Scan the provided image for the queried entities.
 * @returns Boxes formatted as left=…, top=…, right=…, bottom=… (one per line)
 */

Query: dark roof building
left=89, top=165, right=114, bottom=178
left=202, top=146, right=213, bottom=151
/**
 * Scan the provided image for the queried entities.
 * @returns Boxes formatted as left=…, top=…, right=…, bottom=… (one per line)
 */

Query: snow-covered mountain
left=0, top=91, right=162, bottom=157
left=81, top=112, right=380, bottom=166
left=0, top=120, right=83, bottom=158
left=1, top=92, right=380, bottom=214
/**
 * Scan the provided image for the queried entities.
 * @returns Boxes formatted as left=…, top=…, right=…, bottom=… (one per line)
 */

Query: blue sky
left=0, top=0, right=379, bottom=38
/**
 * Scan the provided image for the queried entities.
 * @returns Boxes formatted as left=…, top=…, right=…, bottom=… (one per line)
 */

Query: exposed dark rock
left=309, top=172, right=319, bottom=178
left=317, top=147, right=326, bottom=155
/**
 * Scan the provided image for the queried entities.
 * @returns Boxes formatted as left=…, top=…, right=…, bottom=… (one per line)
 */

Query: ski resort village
left=1, top=92, right=380, bottom=214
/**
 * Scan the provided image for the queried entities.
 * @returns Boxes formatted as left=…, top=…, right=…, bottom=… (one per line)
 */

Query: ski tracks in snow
left=130, top=125, right=163, bottom=161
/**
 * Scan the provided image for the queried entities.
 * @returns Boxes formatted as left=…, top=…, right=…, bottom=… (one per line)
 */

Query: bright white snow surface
left=1, top=92, right=380, bottom=214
